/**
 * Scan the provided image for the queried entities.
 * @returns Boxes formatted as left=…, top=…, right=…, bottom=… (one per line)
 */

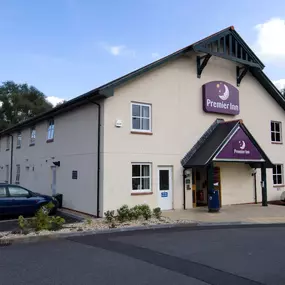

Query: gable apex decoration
left=193, top=26, right=264, bottom=85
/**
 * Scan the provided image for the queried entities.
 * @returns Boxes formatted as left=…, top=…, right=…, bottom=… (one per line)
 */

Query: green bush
left=117, top=204, right=131, bottom=222
left=153, top=207, right=162, bottom=219
left=129, top=205, right=142, bottom=220
left=139, top=204, right=152, bottom=220
left=18, top=202, right=65, bottom=232
left=104, top=210, right=115, bottom=223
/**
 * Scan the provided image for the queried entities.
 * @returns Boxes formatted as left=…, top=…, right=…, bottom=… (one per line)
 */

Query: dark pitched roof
left=1, top=26, right=284, bottom=135
left=181, top=120, right=273, bottom=168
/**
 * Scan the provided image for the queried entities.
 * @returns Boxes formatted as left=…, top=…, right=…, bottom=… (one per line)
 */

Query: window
left=131, top=103, right=151, bottom=132
left=8, top=186, right=30, bottom=197
left=132, top=163, right=151, bottom=192
left=47, top=119, right=55, bottom=141
left=0, top=187, right=7, bottom=197
left=271, top=121, right=282, bottom=143
left=30, top=126, right=36, bottom=145
left=273, top=164, right=283, bottom=186
left=6, top=136, right=10, bottom=150
left=15, top=165, right=20, bottom=184
left=16, top=132, right=22, bottom=148
left=5, top=165, right=9, bottom=183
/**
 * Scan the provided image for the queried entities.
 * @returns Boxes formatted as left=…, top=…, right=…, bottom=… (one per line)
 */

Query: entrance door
left=158, top=167, right=172, bottom=210
left=51, top=166, right=57, bottom=195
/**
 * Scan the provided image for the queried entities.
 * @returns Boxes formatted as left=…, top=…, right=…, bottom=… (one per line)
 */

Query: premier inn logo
left=202, top=81, right=240, bottom=116
left=233, top=140, right=250, bottom=155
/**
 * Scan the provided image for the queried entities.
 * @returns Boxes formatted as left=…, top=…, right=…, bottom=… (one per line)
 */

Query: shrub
left=104, top=210, right=115, bottom=223
left=85, top=217, right=92, bottom=225
left=18, top=202, right=65, bottom=232
left=153, top=207, right=162, bottom=219
left=129, top=205, right=142, bottom=220
left=117, top=205, right=131, bottom=222
left=139, top=204, right=152, bottom=220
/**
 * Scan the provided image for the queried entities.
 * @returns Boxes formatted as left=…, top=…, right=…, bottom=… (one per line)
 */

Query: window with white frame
left=30, top=126, right=36, bottom=145
left=132, top=163, right=151, bottom=192
left=15, top=164, right=20, bottom=184
left=6, top=136, right=10, bottom=150
left=273, top=164, right=283, bottom=186
left=131, top=103, right=151, bottom=132
left=16, top=132, right=22, bottom=148
left=47, top=119, right=55, bottom=141
left=271, top=121, right=282, bottom=143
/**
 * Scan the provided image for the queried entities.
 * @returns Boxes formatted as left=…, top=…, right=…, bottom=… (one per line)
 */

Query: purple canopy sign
left=202, top=81, right=240, bottom=115
left=215, top=128, right=263, bottom=161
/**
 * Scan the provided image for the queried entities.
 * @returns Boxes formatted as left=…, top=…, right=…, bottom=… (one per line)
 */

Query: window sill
left=46, top=139, right=54, bottom=143
left=131, top=192, right=153, bottom=196
left=5, top=149, right=9, bottom=151
left=16, top=146, right=21, bottom=149
left=29, top=143, right=35, bottom=147
left=131, top=131, right=153, bottom=135
left=273, top=184, right=285, bottom=188
left=271, top=141, right=283, bottom=144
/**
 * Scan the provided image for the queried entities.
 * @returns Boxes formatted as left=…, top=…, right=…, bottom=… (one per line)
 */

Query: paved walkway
left=163, top=204, right=285, bottom=224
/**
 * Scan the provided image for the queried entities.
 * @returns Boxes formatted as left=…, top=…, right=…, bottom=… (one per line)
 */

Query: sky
left=1, top=0, right=285, bottom=105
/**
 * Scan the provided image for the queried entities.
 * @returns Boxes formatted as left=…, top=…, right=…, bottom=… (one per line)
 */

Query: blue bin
left=208, top=189, right=220, bottom=212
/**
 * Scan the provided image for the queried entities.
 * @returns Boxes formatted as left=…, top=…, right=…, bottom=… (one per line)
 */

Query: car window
left=8, top=186, right=30, bottom=197
left=0, top=187, right=7, bottom=197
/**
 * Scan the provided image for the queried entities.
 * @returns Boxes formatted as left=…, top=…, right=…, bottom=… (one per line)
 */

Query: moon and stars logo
left=238, top=140, right=246, bottom=150
left=216, top=82, right=230, bottom=101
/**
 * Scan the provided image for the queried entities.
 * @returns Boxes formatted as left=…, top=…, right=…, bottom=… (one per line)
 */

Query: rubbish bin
left=53, top=193, right=63, bottom=208
left=208, top=189, right=220, bottom=212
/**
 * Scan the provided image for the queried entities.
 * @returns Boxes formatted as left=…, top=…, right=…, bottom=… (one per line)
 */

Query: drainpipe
left=9, top=134, right=13, bottom=184
left=87, top=99, right=101, bottom=217
left=183, top=169, right=186, bottom=210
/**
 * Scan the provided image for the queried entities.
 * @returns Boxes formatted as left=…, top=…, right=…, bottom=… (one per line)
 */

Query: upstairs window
left=47, top=119, right=55, bottom=141
left=271, top=121, right=282, bottom=143
left=6, top=136, right=10, bottom=150
left=16, top=132, right=22, bottom=148
left=30, top=126, right=36, bottom=146
left=131, top=103, right=151, bottom=132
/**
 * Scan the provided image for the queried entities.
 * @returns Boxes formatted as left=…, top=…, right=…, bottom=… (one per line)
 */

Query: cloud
left=47, top=96, right=65, bottom=106
left=100, top=43, right=136, bottom=57
left=273, top=79, right=285, bottom=91
left=151, top=52, right=160, bottom=59
left=254, top=18, right=285, bottom=63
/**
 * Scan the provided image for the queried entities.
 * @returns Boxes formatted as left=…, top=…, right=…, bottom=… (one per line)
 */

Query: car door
left=0, top=185, right=11, bottom=215
left=7, top=186, right=38, bottom=215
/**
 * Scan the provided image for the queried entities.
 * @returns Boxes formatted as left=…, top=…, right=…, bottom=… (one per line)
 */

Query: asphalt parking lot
left=1, top=225, right=285, bottom=284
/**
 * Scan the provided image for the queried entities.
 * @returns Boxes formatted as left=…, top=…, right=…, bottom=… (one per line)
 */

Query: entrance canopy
left=181, top=119, right=273, bottom=168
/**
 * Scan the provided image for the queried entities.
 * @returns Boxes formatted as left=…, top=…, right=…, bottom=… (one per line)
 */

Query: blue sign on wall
left=161, top=192, right=168, bottom=198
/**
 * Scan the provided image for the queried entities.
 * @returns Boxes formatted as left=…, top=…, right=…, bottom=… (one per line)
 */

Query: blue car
left=0, top=184, right=58, bottom=216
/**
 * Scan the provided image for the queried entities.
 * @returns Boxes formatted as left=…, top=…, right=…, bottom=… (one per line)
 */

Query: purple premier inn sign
left=202, top=81, right=240, bottom=115
left=215, top=127, right=263, bottom=161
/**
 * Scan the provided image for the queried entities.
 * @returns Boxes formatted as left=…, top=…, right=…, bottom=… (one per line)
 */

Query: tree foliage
left=0, top=81, right=53, bottom=131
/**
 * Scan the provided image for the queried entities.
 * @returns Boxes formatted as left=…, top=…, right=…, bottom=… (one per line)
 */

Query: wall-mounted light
left=53, top=161, right=60, bottom=167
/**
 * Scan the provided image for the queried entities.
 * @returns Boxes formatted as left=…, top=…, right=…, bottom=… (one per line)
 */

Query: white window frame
left=131, top=163, right=152, bottom=193
left=271, top=121, right=282, bottom=143
left=273, top=164, right=284, bottom=186
left=15, top=164, right=20, bottom=185
left=131, top=102, right=152, bottom=133
left=30, top=126, right=36, bottom=145
left=47, top=119, right=55, bottom=141
left=16, top=132, right=22, bottom=148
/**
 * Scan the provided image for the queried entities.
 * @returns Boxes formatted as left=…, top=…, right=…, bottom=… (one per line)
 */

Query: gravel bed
left=0, top=216, right=193, bottom=240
